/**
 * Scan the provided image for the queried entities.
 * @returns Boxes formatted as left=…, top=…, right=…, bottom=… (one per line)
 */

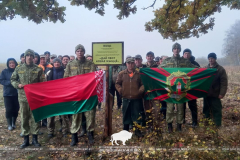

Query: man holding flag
left=11, top=49, right=45, bottom=148
left=203, top=53, right=228, bottom=127
left=64, top=44, right=96, bottom=146
left=160, top=43, right=198, bottom=133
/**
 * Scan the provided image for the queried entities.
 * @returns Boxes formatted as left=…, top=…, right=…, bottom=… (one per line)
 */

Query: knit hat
left=44, top=51, right=51, bottom=55
left=172, top=43, right=181, bottom=51
left=146, top=51, right=154, bottom=57
left=20, top=53, right=24, bottom=59
left=183, top=48, right=192, bottom=55
left=208, top=53, right=217, bottom=60
left=34, top=52, right=40, bottom=65
left=52, top=58, right=62, bottom=64
left=75, top=44, right=85, bottom=52
left=24, top=49, right=35, bottom=57
left=126, top=57, right=135, bottom=63
left=155, top=56, right=160, bottom=62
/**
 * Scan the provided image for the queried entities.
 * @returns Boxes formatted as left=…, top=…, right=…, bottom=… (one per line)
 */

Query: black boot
left=42, top=119, right=47, bottom=127
left=117, top=105, right=121, bottom=110
left=168, top=123, right=173, bottom=133
left=78, top=124, right=87, bottom=137
left=192, top=121, right=198, bottom=128
left=7, top=118, right=13, bottom=131
left=59, top=116, right=62, bottom=132
left=12, top=117, right=17, bottom=129
left=88, top=131, right=94, bottom=145
left=20, top=135, right=29, bottom=149
left=98, top=103, right=101, bottom=110
left=177, top=123, right=182, bottom=132
left=129, top=124, right=133, bottom=130
left=32, top=135, right=41, bottom=147
left=123, top=124, right=129, bottom=131
left=70, top=133, right=78, bottom=146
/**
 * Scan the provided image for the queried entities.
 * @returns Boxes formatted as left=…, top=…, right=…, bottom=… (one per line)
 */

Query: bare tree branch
left=142, top=0, right=157, bottom=10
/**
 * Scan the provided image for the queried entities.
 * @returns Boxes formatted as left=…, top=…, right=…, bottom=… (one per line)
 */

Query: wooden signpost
left=92, top=42, right=124, bottom=139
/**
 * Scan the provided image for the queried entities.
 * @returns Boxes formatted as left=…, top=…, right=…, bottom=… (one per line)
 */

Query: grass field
left=0, top=65, right=240, bottom=159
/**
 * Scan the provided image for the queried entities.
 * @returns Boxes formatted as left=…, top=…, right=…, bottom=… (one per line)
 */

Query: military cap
left=75, top=44, right=85, bottom=52
left=126, top=57, right=135, bottom=63
left=126, top=55, right=131, bottom=59
left=146, top=51, right=155, bottom=57
left=135, top=54, right=142, bottom=60
left=50, top=54, right=57, bottom=58
left=172, top=43, right=181, bottom=51
left=155, top=56, right=160, bottom=62
left=183, top=48, right=192, bottom=55
left=85, top=54, right=92, bottom=58
left=39, top=54, right=46, bottom=58
left=24, top=49, right=35, bottom=57
left=20, top=53, right=24, bottom=59
left=44, top=51, right=51, bottom=55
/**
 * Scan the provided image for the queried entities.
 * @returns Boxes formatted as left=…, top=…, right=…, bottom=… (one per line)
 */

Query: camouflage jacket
left=145, top=61, right=158, bottom=68
left=10, top=63, right=45, bottom=102
left=64, top=58, right=96, bottom=78
left=159, top=55, right=198, bottom=68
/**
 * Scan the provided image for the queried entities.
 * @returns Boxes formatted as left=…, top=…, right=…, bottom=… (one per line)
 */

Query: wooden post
left=103, top=66, right=112, bottom=139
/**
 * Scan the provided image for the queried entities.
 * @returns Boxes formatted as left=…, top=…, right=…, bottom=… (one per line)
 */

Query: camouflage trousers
left=19, top=101, right=40, bottom=136
left=166, top=103, right=184, bottom=124
left=144, top=100, right=162, bottom=130
left=70, top=108, right=96, bottom=134
left=47, top=115, right=69, bottom=134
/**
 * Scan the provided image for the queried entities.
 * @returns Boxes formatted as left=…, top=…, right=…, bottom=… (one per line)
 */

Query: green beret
left=24, top=49, right=35, bottom=57
left=172, top=43, right=181, bottom=51
left=75, top=44, right=85, bottom=52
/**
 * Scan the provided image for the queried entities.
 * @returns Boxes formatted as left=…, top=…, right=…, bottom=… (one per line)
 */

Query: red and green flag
left=24, top=70, right=105, bottom=122
left=140, top=68, right=217, bottom=103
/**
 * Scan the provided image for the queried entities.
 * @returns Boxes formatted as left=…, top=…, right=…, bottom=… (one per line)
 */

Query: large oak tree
left=0, top=0, right=239, bottom=40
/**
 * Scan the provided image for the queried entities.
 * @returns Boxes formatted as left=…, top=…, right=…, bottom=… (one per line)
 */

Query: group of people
left=0, top=42, right=228, bottom=148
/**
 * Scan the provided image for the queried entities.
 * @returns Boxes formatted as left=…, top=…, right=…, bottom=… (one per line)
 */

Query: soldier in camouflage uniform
left=64, top=44, right=96, bottom=146
left=11, top=49, right=45, bottom=148
left=159, top=43, right=198, bottom=133
left=144, top=51, right=162, bottom=133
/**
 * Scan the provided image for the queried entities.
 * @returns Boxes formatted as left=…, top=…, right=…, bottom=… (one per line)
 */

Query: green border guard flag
left=140, top=68, right=217, bottom=103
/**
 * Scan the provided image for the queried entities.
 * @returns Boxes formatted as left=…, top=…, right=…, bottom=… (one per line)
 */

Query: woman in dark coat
left=0, top=58, right=19, bottom=131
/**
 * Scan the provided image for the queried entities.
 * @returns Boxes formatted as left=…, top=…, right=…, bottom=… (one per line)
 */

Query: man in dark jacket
left=203, top=53, right=228, bottom=127
left=46, top=58, right=69, bottom=138
left=0, top=58, right=19, bottom=131
left=34, top=52, right=40, bottom=65
left=182, top=48, right=200, bottom=127
left=115, top=58, right=146, bottom=137
left=44, top=51, right=51, bottom=63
